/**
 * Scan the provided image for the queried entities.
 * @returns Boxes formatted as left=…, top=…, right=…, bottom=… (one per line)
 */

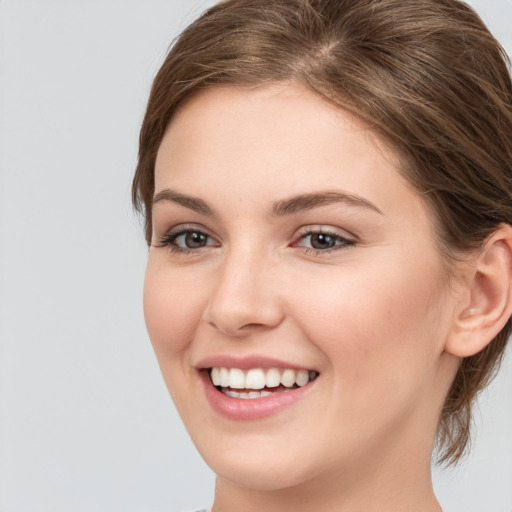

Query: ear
left=445, top=224, right=512, bottom=358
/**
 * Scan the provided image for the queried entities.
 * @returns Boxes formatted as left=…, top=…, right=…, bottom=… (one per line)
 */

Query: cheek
left=283, top=258, right=448, bottom=448
left=287, top=255, right=446, bottom=385
left=143, top=260, right=208, bottom=356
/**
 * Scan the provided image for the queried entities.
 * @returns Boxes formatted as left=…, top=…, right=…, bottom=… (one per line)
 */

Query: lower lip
left=200, top=371, right=315, bottom=421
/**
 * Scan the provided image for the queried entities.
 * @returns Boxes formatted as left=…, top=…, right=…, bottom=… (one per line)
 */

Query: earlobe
left=445, top=224, right=512, bottom=358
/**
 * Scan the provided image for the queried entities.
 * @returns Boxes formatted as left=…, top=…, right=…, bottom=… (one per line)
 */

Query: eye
left=175, top=231, right=209, bottom=248
left=293, top=229, right=356, bottom=254
left=155, top=225, right=218, bottom=254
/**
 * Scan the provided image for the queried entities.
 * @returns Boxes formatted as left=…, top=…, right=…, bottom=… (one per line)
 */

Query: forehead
left=155, top=84, right=406, bottom=197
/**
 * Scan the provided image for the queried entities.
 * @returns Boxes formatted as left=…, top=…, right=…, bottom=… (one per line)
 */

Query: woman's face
left=145, top=84, right=460, bottom=490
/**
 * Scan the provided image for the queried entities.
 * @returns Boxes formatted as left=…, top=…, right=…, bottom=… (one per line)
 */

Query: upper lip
left=195, top=355, right=316, bottom=371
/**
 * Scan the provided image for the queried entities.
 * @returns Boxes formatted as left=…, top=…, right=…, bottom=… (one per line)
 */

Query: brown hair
left=133, top=0, right=512, bottom=465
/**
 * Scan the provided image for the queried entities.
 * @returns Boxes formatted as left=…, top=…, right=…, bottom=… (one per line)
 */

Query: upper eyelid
left=159, top=223, right=215, bottom=238
left=159, top=223, right=355, bottom=239
left=295, top=225, right=357, bottom=241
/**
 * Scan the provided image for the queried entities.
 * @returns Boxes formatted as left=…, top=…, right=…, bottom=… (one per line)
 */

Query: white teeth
left=229, top=368, right=245, bottom=389
left=209, top=366, right=318, bottom=393
left=245, top=369, right=266, bottom=389
left=211, top=367, right=221, bottom=386
left=280, top=368, right=296, bottom=388
left=265, top=368, right=281, bottom=388
left=220, top=367, right=230, bottom=387
left=236, top=390, right=274, bottom=399
left=296, top=369, right=309, bottom=387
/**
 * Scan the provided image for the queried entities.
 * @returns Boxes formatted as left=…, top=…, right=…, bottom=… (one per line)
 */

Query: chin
left=187, top=422, right=344, bottom=493
left=206, top=451, right=319, bottom=491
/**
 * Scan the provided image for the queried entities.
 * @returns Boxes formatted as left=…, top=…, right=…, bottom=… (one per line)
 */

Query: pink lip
left=195, top=354, right=310, bottom=371
left=198, top=366, right=317, bottom=421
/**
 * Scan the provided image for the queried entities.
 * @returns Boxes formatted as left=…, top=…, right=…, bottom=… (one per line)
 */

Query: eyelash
left=294, top=229, right=356, bottom=254
left=155, top=225, right=217, bottom=255
left=155, top=225, right=356, bottom=256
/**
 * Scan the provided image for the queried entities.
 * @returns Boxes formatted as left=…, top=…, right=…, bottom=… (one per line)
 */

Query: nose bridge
left=203, top=242, right=283, bottom=336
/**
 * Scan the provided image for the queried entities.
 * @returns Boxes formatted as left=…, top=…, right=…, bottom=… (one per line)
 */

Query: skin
left=144, top=83, right=472, bottom=512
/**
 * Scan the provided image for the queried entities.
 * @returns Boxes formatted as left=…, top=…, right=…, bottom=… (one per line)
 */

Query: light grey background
left=0, top=1, right=510, bottom=511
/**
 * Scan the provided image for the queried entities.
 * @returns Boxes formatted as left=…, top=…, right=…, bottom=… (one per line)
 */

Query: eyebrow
left=152, top=188, right=383, bottom=216
left=270, top=190, right=383, bottom=216
left=152, top=189, right=217, bottom=216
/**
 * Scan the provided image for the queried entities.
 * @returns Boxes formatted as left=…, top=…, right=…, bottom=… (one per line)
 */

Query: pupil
left=311, top=233, right=334, bottom=249
left=186, top=232, right=206, bottom=248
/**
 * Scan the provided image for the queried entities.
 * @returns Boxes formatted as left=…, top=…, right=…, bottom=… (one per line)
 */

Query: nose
left=201, top=247, right=285, bottom=337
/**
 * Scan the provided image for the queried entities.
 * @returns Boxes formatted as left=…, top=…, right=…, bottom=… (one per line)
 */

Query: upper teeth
left=210, top=367, right=316, bottom=389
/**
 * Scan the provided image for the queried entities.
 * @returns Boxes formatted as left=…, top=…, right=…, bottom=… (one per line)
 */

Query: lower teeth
left=222, top=388, right=299, bottom=399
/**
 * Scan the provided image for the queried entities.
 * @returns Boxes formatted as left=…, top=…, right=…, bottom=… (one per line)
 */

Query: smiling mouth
left=208, top=367, right=319, bottom=399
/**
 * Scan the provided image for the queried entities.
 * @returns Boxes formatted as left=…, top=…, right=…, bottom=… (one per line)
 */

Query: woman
left=133, top=0, right=512, bottom=510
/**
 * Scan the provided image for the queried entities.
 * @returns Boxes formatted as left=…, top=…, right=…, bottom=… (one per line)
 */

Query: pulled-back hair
left=133, top=0, right=512, bottom=465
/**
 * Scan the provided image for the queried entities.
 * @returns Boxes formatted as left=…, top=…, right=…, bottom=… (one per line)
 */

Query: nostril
left=240, top=322, right=266, bottom=330
left=202, top=316, right=270, bottom=336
